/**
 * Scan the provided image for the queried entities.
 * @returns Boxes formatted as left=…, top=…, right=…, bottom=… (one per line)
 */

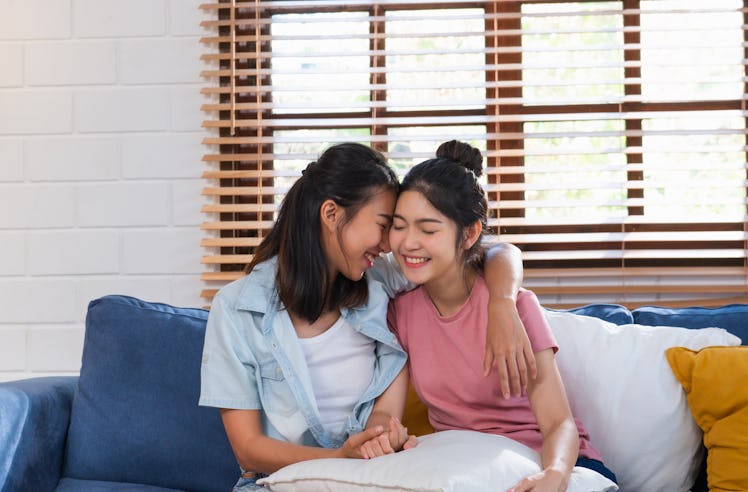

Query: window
left=199, top=0, right=748, bottom=308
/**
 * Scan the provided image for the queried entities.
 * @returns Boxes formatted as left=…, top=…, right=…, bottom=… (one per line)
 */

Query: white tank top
left=298, top=316, right=376, bottom=437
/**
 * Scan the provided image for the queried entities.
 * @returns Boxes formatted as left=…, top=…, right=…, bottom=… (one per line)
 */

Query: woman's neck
left=423, top=266, right=477, bottom=317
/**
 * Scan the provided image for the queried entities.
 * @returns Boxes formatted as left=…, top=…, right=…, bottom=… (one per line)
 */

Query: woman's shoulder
left=392, top=284, right=427, bottom=308
left=214, top=257, right=279, bottom=312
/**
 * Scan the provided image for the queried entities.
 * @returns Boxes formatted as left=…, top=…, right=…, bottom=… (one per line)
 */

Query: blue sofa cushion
left=0, top=377, right=77, bottom=492
left=63, top=295, right=237, bottom=492
left=559, top=303, right=634, bottom=325
left=55, top=478, right=185, bottom=492
left=633, top=304, right=748, bottom=344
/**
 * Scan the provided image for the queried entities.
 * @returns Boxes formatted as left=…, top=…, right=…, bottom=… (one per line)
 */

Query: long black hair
left=400, top=140, right=487, bottom=271
left=247, top=143, right=398, bottom=321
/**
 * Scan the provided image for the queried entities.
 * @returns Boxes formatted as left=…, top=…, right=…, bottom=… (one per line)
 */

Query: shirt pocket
left=258, top=360, right=298, bottom=417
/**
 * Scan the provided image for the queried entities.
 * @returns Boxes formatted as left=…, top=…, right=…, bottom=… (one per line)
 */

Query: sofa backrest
left=633, top=304, right=748, bottom=344
left=564, top=301, right=747, bottom=492
left=63, top=295, right=237, bottom=492
left=564, top=303, right=634, bottom=325
left=562, top=302, right=747, bottom=345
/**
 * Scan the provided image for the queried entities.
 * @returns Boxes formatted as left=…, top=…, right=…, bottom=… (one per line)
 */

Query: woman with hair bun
left=387, top=141, right=617, bottom=491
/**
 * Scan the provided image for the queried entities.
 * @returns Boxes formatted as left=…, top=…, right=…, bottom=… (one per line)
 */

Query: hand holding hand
left=336, top=425, right=386, bottom=459
left=386, top=416, right=419, bottom=452
left=358, top=417, right=419, bottom=459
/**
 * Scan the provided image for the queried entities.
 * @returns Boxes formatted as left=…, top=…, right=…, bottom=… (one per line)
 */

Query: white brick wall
left=0, top=0, right=208, bottom=382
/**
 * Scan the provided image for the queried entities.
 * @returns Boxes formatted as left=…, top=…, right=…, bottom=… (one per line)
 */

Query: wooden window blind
left=199, top=0, right=748, bottom=308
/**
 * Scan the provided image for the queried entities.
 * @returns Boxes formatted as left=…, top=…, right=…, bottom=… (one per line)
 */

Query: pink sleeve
left=516, top=288, right=557, bottom=353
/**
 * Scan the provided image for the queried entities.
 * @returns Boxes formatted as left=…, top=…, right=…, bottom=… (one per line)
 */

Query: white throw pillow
left=545, top=310, right=741, bottom=492
left=259, top=430, right=617, bottom=492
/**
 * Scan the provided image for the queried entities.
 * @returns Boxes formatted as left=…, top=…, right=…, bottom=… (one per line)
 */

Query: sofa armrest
left=0, top=376, right=78, bottom=492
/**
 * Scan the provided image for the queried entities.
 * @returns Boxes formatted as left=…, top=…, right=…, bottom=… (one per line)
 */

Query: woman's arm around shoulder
left=482, top=241, right=537, bottom=399
left=367, top=252, right=413, bottom=298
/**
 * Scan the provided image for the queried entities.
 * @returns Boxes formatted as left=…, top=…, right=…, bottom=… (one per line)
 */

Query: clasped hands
left=338, top=416, right=418, bottom=460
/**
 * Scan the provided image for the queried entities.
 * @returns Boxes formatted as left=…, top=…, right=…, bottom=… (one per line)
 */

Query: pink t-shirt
left=387, top=276, right=602, bottom=461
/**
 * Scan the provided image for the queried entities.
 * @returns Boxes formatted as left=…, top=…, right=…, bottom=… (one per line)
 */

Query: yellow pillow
left=401, top=383, right=434, bottom=437
left=666, top=346, right=748, bottom=492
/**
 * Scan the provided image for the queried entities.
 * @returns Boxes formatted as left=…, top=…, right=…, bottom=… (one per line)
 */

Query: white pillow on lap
left=259, top=430, right=617, bottom=492
left=546, top=310, right=741, bottom=492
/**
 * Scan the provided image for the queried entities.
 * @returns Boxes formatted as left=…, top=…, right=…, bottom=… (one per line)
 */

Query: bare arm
left=511, top=349, right=579, bottom=492
left=483, top=241, right=537, bottom=398
left=484, top=241, right=524, bottom=299
left=366, top=365, right=409, bottom=429
left=220, top=409, right=386, bottom=474
left=360, top=366, right=418, bottom=458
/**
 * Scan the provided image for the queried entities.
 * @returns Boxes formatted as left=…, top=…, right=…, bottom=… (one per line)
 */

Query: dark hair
left=247, top=142, right=398, bottom=322
left=400, top=140, right=487, bottom=271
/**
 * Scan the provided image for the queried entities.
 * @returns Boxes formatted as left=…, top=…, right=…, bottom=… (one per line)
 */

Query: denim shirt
left=199, top=256, right=407, bottom=451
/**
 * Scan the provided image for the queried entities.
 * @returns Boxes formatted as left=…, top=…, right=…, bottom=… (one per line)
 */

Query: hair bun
left=435, top=140, right=483, bottom=177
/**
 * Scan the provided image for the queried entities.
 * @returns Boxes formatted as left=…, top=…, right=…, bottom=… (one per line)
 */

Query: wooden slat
left=502, top=231, right=748, bottom=244
left=203, top=186, right=287, bottom=196
left=495, top=216, right=747, bottom=227
left=529, top=284, right=748, bottom=296
left=201, top=237, right=263, bottom=247
left=202, top=170, right=298, bottom=179
left=201, top=288, right=219, bottom=301
left=201, top=271, right=245, bottom=282
left=523, top=266, right=748, bottom=278
left=522, top=249, right=747, bottom=261
left=201, top=220, right=275, bottom=230
left=201, top=254, right=253, bottom=265
left=203, top=152, right=300, bottom=165
left=201, top=203, right=277, bottom=213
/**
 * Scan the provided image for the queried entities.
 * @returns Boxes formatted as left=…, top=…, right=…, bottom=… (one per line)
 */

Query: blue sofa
left=1, top=295, right=746, bottom=492
left=0, top=296, right=237, bottom=492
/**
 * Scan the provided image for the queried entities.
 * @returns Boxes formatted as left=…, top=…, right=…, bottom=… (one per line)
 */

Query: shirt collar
left=235, top=257, right=278, bottom=314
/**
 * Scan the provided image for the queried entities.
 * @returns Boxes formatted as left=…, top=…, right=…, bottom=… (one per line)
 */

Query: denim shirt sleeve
left=367, top=253, right=414, bottom=299
left=199, top=292, right=262, bottom=409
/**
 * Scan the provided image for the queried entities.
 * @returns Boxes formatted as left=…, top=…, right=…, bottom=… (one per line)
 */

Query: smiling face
left=322, top=187, right=396, bottom=281
left=389, top=190, right=465, bottom=287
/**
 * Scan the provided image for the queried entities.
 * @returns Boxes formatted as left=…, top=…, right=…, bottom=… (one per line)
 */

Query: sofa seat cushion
left=56, top=478, right=186, bottom=492
left=63, top=295, right=237, bottom=492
